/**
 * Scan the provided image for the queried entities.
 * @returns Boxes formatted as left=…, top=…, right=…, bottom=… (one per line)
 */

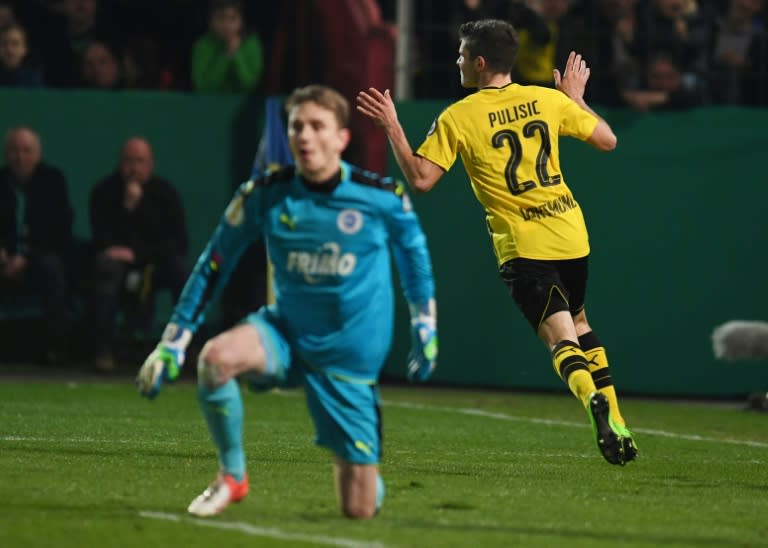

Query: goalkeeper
left=136, top=84, right=437, bottom=520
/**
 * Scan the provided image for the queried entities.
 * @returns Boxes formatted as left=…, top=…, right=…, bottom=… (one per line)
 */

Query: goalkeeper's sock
left=579, top=331, right=626, bottom=427
left=198, top=378, right=246, bottom=481
left=552, top=340, right=595, bottom=408
left=375, top=474, right=385, bottom=513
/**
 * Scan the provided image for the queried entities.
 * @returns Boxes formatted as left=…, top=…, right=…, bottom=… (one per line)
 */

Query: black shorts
left=499, top=256, right=589, bottom=331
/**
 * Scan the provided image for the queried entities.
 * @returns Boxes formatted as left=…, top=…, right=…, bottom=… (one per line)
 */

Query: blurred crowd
left=387, top=0, right=768, bottom=109
left=0, top=0, right=278, bottom=93
left=1, top=0, right=766, bottom=108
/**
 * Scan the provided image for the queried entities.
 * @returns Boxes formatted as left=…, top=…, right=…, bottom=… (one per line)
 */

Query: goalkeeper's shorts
left=242, top=307, right=382, bottom=465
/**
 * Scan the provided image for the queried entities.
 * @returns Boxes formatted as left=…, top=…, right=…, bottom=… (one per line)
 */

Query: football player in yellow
left=357, top=18, right=637, bottom=465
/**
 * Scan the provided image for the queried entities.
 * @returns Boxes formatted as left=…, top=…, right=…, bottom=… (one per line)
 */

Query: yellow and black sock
left=552, top=340, right=595, bottom=408
left=578, top=331, right=626, bottom=427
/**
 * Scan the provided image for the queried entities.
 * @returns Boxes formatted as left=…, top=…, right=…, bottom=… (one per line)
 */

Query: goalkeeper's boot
left=587, top=392, right=627, bottom=465
left=187, top=472, right=249, bottom=517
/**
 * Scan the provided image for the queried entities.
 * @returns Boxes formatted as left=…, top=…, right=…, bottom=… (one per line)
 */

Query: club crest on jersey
left=337, top=209, right=363, bottom=235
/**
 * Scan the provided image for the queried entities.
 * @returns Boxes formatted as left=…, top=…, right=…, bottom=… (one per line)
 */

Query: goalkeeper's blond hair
left=285, top=85, right=350, bottom=129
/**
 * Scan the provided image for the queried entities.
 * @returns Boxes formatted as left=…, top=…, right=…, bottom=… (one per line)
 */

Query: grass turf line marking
left=383, top=400, right=768, bottom=449
left=2, top=395, right=765, bottom=449
left=139, top=511, right=386, bottom=547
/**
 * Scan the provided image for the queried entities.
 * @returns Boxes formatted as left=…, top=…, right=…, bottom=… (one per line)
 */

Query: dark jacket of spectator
left=89, top=172, right=187, bottom=266
left=0, top=162, right=73, bottom=256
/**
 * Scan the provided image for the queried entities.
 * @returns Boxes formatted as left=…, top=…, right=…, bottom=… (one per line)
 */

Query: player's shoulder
left=229, top=165, right=295, bottom=209
left=346, top=163, right=402, bottom=196
left=249, top=165, right=296, bottom=191
left=345, top=163, right=414, bottom=212
left=519, top=83, right=570, bottom=105
left=438, top=90, right=490, bottom=123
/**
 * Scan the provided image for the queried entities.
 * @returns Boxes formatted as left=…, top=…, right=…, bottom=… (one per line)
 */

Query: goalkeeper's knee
left=197, top=345, right=227, bottom=388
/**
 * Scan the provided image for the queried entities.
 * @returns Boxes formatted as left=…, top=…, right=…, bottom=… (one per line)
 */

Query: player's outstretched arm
left=554, top=51, right=617, bottom=152
left=356, top=88, right=444, bottom=192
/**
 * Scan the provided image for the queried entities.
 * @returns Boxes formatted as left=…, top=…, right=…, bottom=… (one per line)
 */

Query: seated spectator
left=87, top=137, right=188, bottom=371
left=621, top=51, right=707, bottom=110
left=190, top=0, right=264, bottom=94
left=80, top=38, right=123, bottom=89
left=0, top=127, right=75, bottom=364
left=0, top=23, right=43, bottom=87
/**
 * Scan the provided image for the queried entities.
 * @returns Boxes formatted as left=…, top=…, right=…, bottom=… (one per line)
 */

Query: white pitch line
left=139, top=511, right=385, bottom=548
left=2, top=397, right=766, bottom=449
left=383, top=399, right=768, bottom=448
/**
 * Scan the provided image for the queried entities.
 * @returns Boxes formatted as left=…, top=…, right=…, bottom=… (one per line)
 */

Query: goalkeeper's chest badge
left=337, top=209, right=363, bottom=235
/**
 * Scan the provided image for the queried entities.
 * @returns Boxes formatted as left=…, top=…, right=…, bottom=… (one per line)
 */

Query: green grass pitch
left=1, top=379, right=766, bottom=547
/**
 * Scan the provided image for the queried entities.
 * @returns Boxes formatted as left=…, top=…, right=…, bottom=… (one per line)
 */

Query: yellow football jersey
left=416, top=83, right=598, bottom=264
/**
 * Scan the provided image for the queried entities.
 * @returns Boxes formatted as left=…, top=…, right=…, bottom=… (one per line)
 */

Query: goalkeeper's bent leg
left=551, top=340, right=595, bottom=408
left=579, top=331, right=626, bottom=427
left=197, top=375, right=246, bottom=481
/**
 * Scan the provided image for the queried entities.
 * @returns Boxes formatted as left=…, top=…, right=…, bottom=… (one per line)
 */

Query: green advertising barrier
left=384, top=102, right=768, bottom=397
left=1, top=87, right=765, bottom=396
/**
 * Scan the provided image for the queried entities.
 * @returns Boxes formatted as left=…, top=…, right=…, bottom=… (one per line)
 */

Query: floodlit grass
left=0, top=379, right=766, bottom=547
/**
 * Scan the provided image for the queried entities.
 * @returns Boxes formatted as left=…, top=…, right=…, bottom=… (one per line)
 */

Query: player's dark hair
left=458, top=19, right=519, bottom=74
left=285, top=85, right=350, bottom=129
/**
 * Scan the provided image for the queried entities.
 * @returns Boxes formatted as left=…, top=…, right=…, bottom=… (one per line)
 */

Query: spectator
left=87, top=136, right=188, bottom=372
left=631, top=0, right=713, bottom=96
left=122, top=34, right=170, bottom=90
left=0, top=126, right=75, bottom=364
left=103, top=0, right=208, bottom=91
left=0, top=23, right=43, bottom=87
left=80, top=38, right=123, bottom=89
left=556, top=0, right=638, bottom=107
left=36, top=0, right=118, bottom=88
left=190, top=0, right=264, bottom=94
left=622, top=50, right=706, bottom=110
left=0, top=0, right=15, bottom=28
left=511, top=0, right=573, bottom=87
left=710, top=0, right=766, bottom=104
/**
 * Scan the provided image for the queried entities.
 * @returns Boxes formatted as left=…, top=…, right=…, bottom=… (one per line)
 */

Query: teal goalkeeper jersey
left=170, top=161, right=435, bottom=379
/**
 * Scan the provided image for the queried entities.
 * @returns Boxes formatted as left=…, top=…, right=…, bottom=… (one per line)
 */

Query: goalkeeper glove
left=136, top=322, right=192, bottom=400
left=407, top=299, right=438, bottom=382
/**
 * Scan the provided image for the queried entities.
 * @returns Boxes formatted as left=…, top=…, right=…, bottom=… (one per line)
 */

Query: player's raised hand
left=136, top=323, right=192, bottom=399
left=356, top=88, right=399, bottom=131
left=554, top=51, right=590, bottom=102
left=406, top=300, right=438, bottom=382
